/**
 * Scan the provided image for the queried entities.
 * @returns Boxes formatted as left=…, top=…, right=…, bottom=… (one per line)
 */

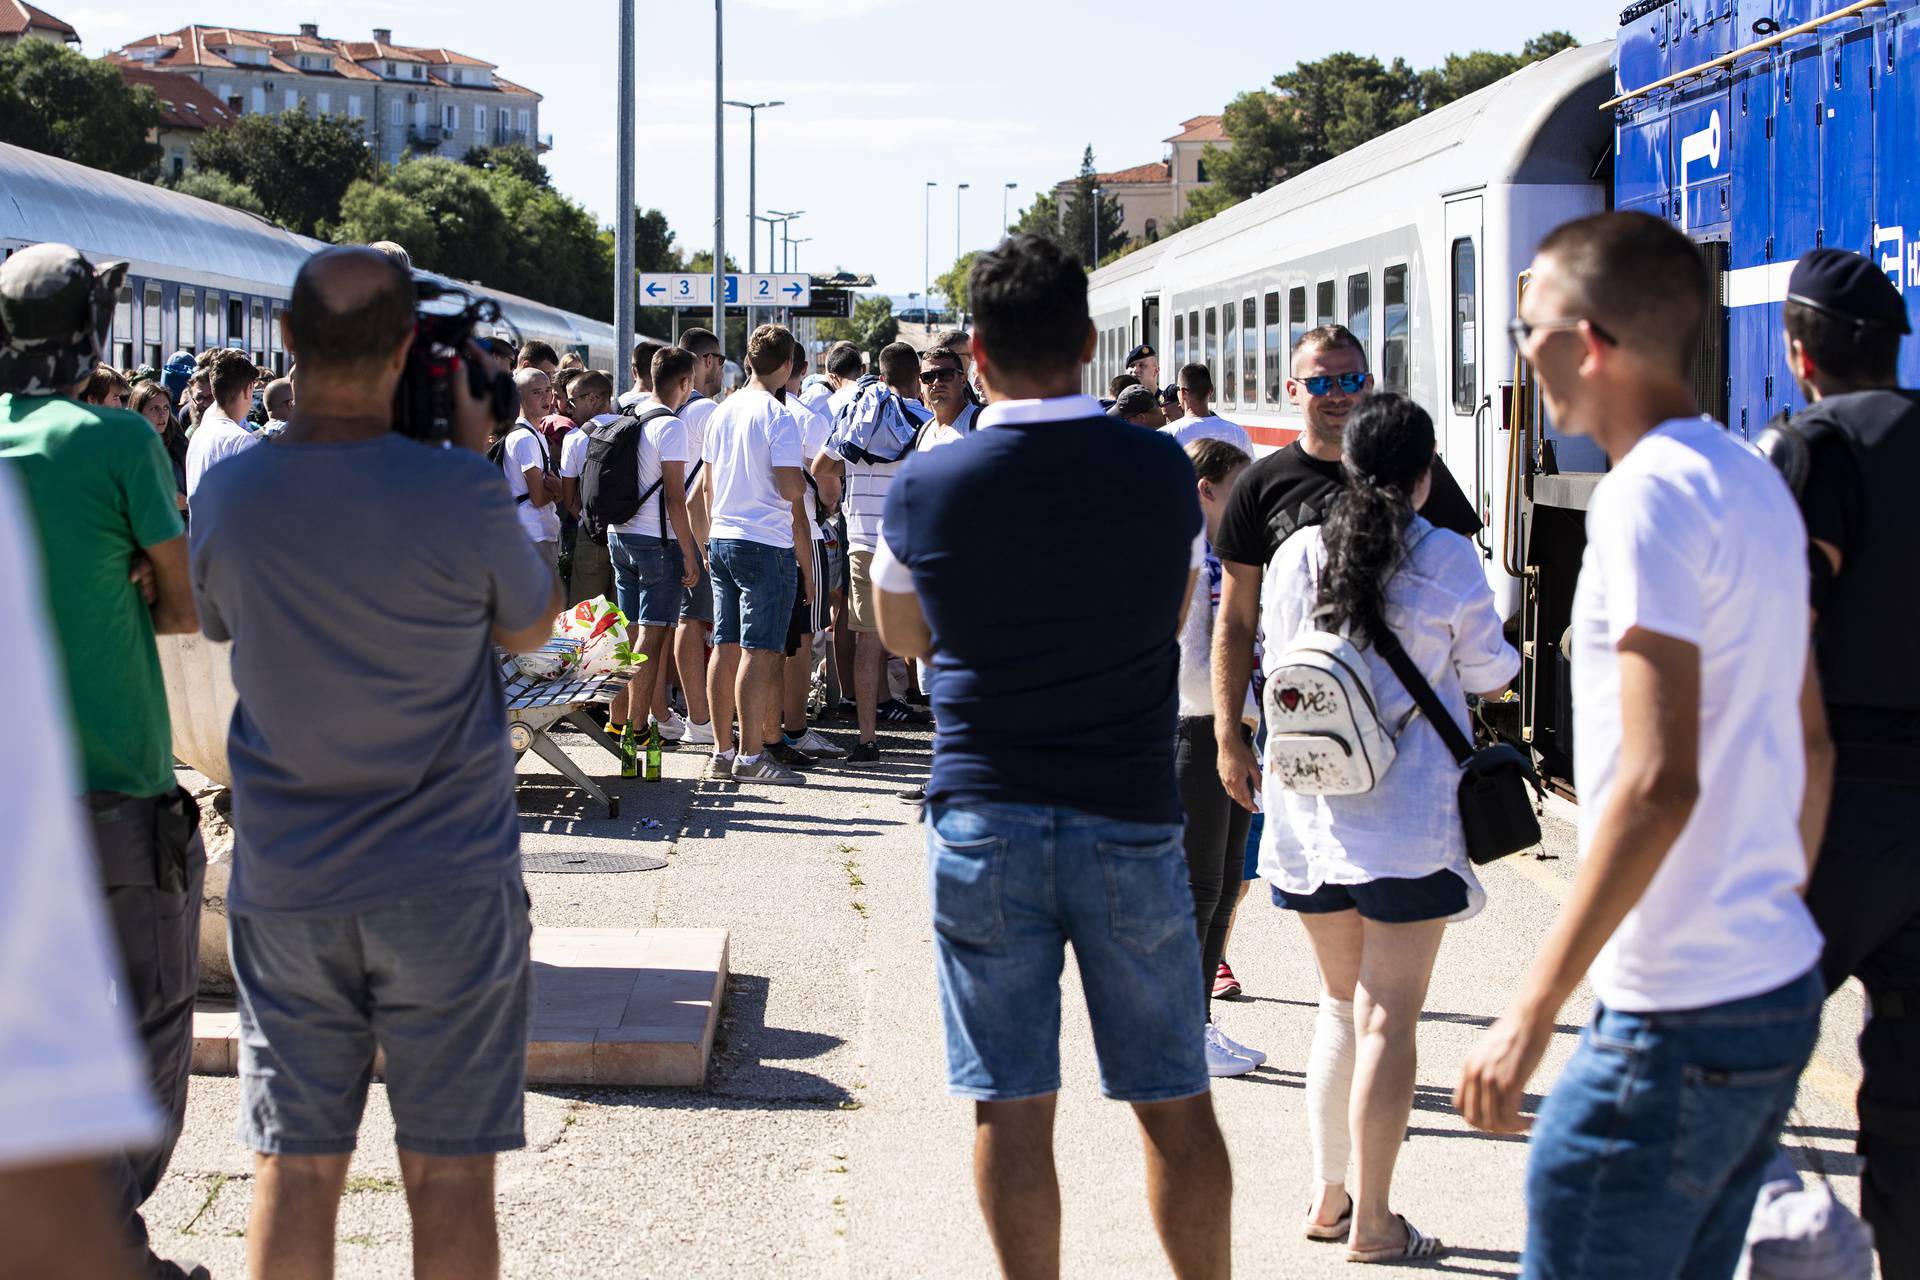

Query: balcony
left=491, top=127, right=554, bottom=154
left=407, top=125, right=443, bottom=150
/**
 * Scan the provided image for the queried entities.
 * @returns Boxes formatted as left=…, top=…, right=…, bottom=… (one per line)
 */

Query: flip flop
left=1304, top=1192, right=1353, bottom=1241
left=1346, top=1215, right=1441, bottom=1265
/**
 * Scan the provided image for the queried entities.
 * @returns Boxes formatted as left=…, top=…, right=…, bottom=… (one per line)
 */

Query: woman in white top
left=1174, top=438, right=1265, bottom=1078
left=1260, top=394, right=1518, bottom=1264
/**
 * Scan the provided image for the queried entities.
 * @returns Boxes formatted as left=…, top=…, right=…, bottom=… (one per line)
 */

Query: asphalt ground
left=148, top=720, right=1869, bottom=1279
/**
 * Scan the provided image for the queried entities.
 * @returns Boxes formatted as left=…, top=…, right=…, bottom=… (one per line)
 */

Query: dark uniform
left=1767, top=249, right=1920, bottom=1276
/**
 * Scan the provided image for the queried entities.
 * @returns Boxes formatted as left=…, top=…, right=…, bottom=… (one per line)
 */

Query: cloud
left=739, top=0, right=898, bottom=20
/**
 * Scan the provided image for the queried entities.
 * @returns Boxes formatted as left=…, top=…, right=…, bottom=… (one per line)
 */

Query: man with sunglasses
left=914, top=346, right=980, bottom=452
left=666, top=327, right=727, bottom=746
left=1163, top=362, right=1251, bottom=453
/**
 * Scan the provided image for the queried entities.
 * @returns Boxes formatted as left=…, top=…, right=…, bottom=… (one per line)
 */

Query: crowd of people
left=0, top=205, right=1912, bottom=1280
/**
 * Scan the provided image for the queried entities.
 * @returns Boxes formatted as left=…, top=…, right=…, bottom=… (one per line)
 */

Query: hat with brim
left=0, top=244, right=129, bottom=396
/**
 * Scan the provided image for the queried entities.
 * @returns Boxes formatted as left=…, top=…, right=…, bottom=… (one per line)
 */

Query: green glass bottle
left=644, top=721, right=662, bottom=782
left=619, top=723, right=638, bottom=779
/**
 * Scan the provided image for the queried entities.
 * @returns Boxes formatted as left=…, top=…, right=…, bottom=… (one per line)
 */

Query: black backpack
left=487, top=423, right=549, bottom=505
left=580, top=407, right=681, bottom=539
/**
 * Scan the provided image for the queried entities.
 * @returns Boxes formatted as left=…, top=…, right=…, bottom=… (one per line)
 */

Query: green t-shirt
left=0, top=394, right=186, bottom=797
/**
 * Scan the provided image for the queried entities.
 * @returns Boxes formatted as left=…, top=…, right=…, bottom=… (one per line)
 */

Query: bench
left=501, top=637, right=637, bottom=819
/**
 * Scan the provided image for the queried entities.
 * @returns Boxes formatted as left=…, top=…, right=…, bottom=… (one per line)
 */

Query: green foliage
left=330, top=179, right=442, bottom=262
left=190, top=107, right=375, bottom=237
left=1165, top=182, right=1244, bottom=236
left=934, top=251, right=979, bottom=315
left=1207, top=91, right=1306, bottom=200
left=616, top=207, right=682, bottom=337
left=1009, top=190, right=1068, bottom=250
left=481, top=168, right=609, bottom=318
left=1060, top=145, right=1129, bottom=269
left=160, top=168, right=266, bottom=217
left=0, top=40, right=161, bottom=177
left=350, top=158, right=505, bottom=284
left=462, top=142, right=547, bottom=187
left=819, top=296, right=897, bottom=362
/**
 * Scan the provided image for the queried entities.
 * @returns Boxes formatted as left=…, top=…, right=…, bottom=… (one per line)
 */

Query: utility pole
left=724, top=99, right=784, bottom=333
left=711, top=0, right=725, bottom=347
left=1003, top=181, right=1017, bottom=239
left=613, top=0, right=635, bottom=397
left=1092, top=184, right=1104, bottom=267
left=923, top=181, right=936, bottom=331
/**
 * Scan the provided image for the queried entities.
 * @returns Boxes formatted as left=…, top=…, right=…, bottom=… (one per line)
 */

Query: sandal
left=1346, top=1215, right=1441, bottom=1265
left=1304, top=1191, right=1353, bottom=1241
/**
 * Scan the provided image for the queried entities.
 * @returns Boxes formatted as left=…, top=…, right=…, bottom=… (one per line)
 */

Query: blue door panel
left=1619, top=3, right=1671, bottom=94
left=1820, top=31, right=1875, bottom=256
left=1671, top=87, right=1733, bottom=237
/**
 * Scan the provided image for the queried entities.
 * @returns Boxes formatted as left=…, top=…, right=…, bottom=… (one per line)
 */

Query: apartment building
left=107, top=24, right=545, bottom=167
left=1051, top=116, right=1233, bottom=246
left=0, top=1, right=79, bottom=46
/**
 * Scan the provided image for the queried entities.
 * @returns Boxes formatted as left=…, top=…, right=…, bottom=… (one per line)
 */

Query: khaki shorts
left=847, top=548, right=880, bottom=634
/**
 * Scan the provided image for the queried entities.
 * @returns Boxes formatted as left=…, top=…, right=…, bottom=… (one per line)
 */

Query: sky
left=77, top=0, right=1629, bottom=303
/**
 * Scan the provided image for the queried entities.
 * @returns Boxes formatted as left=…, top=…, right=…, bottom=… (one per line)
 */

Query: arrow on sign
left=644, top=282, right=664, bottom=298
left=783, top=281, right=805, bottom=298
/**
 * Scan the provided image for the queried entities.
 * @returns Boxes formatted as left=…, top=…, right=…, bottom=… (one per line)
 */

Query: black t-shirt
left=1213, top=441, right=1483, bottom=568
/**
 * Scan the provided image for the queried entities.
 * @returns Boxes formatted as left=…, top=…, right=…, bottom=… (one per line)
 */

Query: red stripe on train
left=1244, top=423, right=1300, bottom=449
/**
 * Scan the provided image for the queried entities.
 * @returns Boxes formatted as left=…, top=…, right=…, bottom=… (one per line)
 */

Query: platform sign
left=640, top=273, right=811, bottom=308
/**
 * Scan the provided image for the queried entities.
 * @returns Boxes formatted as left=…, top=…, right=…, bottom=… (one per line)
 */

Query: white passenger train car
left=0, top=141, right=618, bottom=375
left=1086, top=43, right=1616, bottom=620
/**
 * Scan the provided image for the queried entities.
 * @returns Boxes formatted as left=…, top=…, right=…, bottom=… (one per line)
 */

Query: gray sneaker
left=731, top=754, right=806, bottom=785
left=703, top=753, right=737, bottom=781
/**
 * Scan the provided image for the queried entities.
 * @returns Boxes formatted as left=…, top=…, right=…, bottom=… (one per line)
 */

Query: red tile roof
left=1165, top=115, right=1226, bottom=143
left=0, top=1, right=78, bottom=39
left=115, top=64, right=237, bottom=131
left=1094, top=160, right=1171, bottom=185
left=111, top=25, right=522, bottom=88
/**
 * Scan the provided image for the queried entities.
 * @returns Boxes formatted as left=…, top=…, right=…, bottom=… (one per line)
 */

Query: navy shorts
left=609, top=533, right=685, bottom=628
left=229, top=876, right=532, bottom=1156
left=1274, top=869, right=1469, bottom=923
left=710, top=537, right=798, bottom=653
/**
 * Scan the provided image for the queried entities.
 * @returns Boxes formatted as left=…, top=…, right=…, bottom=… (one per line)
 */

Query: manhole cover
left=522, top=849, right=668, bottom=874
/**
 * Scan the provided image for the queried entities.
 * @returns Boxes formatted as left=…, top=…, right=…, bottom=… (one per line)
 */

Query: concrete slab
left=189, top=926, right=729, bottom=1088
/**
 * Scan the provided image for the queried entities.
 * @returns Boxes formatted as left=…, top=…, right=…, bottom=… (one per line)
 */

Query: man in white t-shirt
left=1161, top=361, right=1252, bottom=453
left=1457, top=212, right=1830, bottom=1279
left=499, top=367, right=560, bottom=570
left=700, top=324, right=812, bottom=786
left=184, top=348, right=262, bottom=505
left=670, top=327, right=726, bottom=745
left=0, top=467, right=165, bottom=1279
left=778, top=351, right=848, bottom=760
left=553, top=396, right=614, bottom=606
left=616, top=338, right=665, bottom=413
left=811, top=341, right=931, bottom=767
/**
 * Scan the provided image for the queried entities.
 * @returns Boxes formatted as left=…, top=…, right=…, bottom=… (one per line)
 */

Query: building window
left=443, top=104, right=460, bottom=130
left=475, top=105, right=487, bottom=133
left=143, top=283, right=162, bottom=344
left=348, top=95, right=362, bottom=118
left=179, top=288, right=196, bottom=348
left=1383, top=263, right=1411, bottom=396
left=285, top=89, right=298, bottom=111
left=205, top=291, right=221, bottom=344
left=391, top=99, right=404, bottom=125
left=1222, top=304, right=1236, bottom=408
left=1144, top=218, right=1158, bottom=243
left=518, top=109, right=529, bottom=133
left=412, top=64, right=424, bottom=80
left=1196, top=157, right=1208, bottom=183
left=1242, top=297, right=1258, bottom=405
left=317, top=92, right=331, bottom=114
left=251, top=86, right=266, bottom=114
left=114, top=285, right=132, bottom=347
left=1316, top=278, right=1335, bottom=327
left=1348, top=272, right=1372, bottom=356
left=1451, top=238, right=1478, bottom=412
left=1264, top=291, right=1282, bottom=406
left=171, top=153, right=184, bottom=178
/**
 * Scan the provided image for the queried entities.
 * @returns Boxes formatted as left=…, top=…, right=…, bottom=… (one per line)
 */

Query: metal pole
left=745, top=108, right=756, bottom=333
left=613, top=0, right=635, bottom=397
left=1092, top=184, right=1103, bottom=266
left=1004, top=182, right=1017, bottom=239
left=955, top=183, right=968, bottom=266
left=711, top=0, right=725, bottom=347
left=923, top=181, right=935, bottom=331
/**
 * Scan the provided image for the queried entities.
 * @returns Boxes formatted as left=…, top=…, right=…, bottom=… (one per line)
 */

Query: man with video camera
left=189, top=246, right=560, bottom=1280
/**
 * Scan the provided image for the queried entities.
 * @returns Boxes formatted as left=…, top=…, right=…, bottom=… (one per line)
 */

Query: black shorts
left=1273, top=869, right=1469, bottom=923
left=785, top=539, right=829, bottom=656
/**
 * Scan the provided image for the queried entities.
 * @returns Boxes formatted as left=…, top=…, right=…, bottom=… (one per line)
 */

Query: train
left=1089, top=0, right=1920, bottom=785
left=0, top=140, right=619, bottom=376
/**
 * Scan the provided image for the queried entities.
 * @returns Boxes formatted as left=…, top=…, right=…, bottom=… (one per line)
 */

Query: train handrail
left=1502, top=271, right=1534, bottom=584
left=1600, top=0, right=1887, bottom=110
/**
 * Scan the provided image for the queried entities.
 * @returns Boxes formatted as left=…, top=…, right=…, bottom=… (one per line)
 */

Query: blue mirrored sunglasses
left=1299, top=372, right=1370, bottom=396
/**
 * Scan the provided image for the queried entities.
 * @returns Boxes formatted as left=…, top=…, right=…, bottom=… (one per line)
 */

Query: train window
left=1241, top=298, right=1257, bottom=405
left=1383, top=263, right=1410, bottom=396
left=1288, top=286, right=1306, bottom=353
left=1264, top=292, right=1282, bottom=406
left=1131, top=315, right=1139, bottom=348
left=228, top=298, right=244, bottom=345
left=1173, top=313, right=1185, bottom=368
left=1221, top=305, right=1236, bottom=407
left=1347, top=273, right=1371, bottom=355
left=251, top=300, right=265, bottom=359
left=1450, top=238, right=1477, bottom=412
left=1316, top=279, right=1335, bottom=327
left=114, top=285, right=132, bottom=348
left=179, top=288, right=197, bottom=349
left=143, top=283, right=162, bottom=346
left=1203, top=308, right=1218, bottom=393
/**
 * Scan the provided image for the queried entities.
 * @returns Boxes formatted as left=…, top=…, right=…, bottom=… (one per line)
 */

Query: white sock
left=1307, top=995, right=1357, bottom=1187
left=716, top=748, right=736, bottom=762
left=737, top=752, right=762, bottom=766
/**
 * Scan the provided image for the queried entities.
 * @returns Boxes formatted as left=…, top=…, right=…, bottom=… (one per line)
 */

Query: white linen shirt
left=184, top=405, right=258, bottom=502
left=1256, top=517, right=1520, bottom=921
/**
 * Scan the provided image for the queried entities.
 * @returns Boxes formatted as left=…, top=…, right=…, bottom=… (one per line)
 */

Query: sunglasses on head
left=919, top=367, right=961, bottom=385
left=1299, top=372, right=1369, bottom=396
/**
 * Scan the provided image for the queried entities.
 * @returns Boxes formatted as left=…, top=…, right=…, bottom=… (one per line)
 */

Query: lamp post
left=923, top=180, right=937, bottom=331
left=770, top=209, right=804, bottom=271
left=614, top=0, right=635, bottom=397
left=710, top=0, right=724, bottom=344
left=723, top=98, right=785, bottom=331
left=1003, top=181, right=1017, bottom=239
left=789, top=237, right=811, bottom=273
left=1091, top=184, right=1104, bottom=267
left=955, top=182, right=970, bottom=271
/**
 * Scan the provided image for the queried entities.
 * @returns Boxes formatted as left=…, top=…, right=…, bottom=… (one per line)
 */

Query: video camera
left=393, top=280, right=520, bottom=442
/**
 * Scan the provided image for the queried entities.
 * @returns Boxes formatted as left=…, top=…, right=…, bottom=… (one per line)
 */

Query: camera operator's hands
left=450, top=341, right=512, bottom=454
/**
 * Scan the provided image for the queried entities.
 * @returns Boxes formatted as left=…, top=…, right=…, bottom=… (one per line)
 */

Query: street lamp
left=724, top=98, right=784, bottom=329
left=770, top=209, right=804, bottom=271
left=711, top=0, right=724, bottom=343
left=1003, top=181, right=1018, bottom=238
left=1092, top=184, right=1104, bottom=266
left=789, top=237, right=811, bottom=273
left=614, top=0, right=635, bottom=396
left=955, top=182, right=970, bottom=273
left=923, top=181, right=937, bottom=331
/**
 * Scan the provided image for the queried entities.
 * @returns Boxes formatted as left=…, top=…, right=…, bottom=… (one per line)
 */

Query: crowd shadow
left=1235, top=995, right=1582, bottom=1038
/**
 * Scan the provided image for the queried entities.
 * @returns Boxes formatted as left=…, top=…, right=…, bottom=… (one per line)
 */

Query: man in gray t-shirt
left=187, top=247, right=558, bottom=1279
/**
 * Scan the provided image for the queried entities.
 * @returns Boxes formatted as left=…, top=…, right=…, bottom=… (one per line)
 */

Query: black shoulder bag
left=1372, top=624, right=1543, bottom=864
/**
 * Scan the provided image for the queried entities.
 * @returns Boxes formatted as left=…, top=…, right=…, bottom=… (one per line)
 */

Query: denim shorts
left=1522, top=967, right=1823, bottom=1280
left=681, top=561, right=714, bottom=625
left=609, top=533, right=685, bottom=628
left=709, top=537, right=797, bottom=653
left=926, top=801, right=1209, bottom=1104
left=1273, top=869, right=1469, bottom=923
left=229, top=876, right=532, bottom=1156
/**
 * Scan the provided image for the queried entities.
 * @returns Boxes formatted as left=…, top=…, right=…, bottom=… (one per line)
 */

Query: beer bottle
left=619, top=723, right=638, bottom=779
left=644, top=721, right=662, bottom=782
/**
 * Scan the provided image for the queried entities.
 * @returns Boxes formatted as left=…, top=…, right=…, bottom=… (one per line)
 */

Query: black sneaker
left=896, top=786, right=925, bottom=803
left=845, top=740, right=882, bottom=767
left=878, top=697, right=931, bottom=724
left=764, top=740, right=813, bottom=770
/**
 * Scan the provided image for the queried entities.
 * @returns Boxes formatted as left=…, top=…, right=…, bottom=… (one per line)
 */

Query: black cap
left=1109, top=385, right=1160, bottom=418
left=1787, top=248, right=1912, bottom=335
left=1125, top=343, right=1155, bottom=367
left=1159, top=383, right=1181, bottom=408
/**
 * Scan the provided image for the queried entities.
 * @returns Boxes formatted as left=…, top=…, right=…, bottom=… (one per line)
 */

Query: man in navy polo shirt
left=872, top=234, right=1232, bottom=1279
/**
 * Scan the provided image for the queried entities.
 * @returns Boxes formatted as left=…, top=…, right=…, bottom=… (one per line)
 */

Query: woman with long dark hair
left=130, top=381, right=189, bottom=514
left=1259, top=394, right=1518, bottom=1264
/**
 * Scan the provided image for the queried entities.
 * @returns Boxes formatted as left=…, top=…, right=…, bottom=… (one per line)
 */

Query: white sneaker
left=790, top=728, right=848, bottom=759
left=652, top=712, right=689, bottom=743
left=1204, top=1024, right=1258, bottom=1077
left=1210, top=1024, right=1265, bottom=1066
left=681, top=719, right=716, bottom=745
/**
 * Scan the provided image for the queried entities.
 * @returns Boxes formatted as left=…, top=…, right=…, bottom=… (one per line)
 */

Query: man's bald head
left=264, top=377, right=294, bottom=419
left=287, top=246, right=416, bottom=375
left=513, top=365, right=553, bottom=421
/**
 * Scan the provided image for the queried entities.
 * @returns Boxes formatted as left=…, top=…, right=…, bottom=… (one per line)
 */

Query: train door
left=1443, top=196, right=1489, bottom=555
left=1881, top=7, right=1920, bottom=387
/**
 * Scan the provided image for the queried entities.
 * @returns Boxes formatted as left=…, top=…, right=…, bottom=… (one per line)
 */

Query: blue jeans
left=1523, top=967, right=1823, bottom=1279
left=926, top=801, right=1209, bottom=1104
left=709, top=537, right=796, bottom=653
left=608, top=533, right=685, bottom=628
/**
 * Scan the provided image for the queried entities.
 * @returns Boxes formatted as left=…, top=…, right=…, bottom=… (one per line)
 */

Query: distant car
left=896, top=307, right=953, bottom=326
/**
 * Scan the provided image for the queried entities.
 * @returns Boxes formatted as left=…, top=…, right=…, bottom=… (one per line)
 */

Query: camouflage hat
left=0, top=243, right=128, bottom=396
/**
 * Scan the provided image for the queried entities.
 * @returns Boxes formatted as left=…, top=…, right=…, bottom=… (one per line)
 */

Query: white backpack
left=1263, top=624, right=1397, bottom=795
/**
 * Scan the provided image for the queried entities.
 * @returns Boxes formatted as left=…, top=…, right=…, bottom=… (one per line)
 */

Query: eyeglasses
left=1506, top=316, right=1619, bottom=348
left=1297, top=372, right=1369, bottom=397
left=918, top=368, right=961, bottom=385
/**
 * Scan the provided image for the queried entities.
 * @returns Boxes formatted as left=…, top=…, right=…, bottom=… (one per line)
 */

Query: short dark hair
left=631, top=338, right=665, bottom=376
left=935, top=328, right=970, bottom=353
left=878, top=341, right=921, bottom=389
left=572, top=370, right=613, bottom=403
left=1186, top=436, right=1250, bottom=484
left=555, top=366, right=586, bottom=394
left=518, top=339, right=559, bottom=369
left=1108, top=373, right=1140, bottom=398
left=208, top=349, right=259, bottom=405
left=680, top=326, right=721, bottom=358
left=652, top=345, right=695, bottom=389
left=969, top=234, right=1090, bottom=378
left=81, top=364, right=128, bottom=404
left=1178, top=361, right=1212, bottom=397
left=746, top=324, right=797, bottom=377
left=1784, top=299, right=1901, bottom=388
left=287, top=248, right=414, bottom=374
left=922, top=345, right=963, bottom=369
left=1536, top=211, right=1707, bottom=370
left=825, top=340, right=864, bottom=379
left=1292, top=324, right=1367, bottom=369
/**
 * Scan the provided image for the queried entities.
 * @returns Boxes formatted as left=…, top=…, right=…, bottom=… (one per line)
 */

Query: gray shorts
left=230, top=876, right=532, bottom=1157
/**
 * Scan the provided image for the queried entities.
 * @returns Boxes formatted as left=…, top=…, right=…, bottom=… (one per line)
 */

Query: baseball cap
left=1787, top=248, right=1911, bottom=334
left=1109, top=385, right=1160, bottom=419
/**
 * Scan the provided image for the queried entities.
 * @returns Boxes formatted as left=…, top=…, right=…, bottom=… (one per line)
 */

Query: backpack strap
left=497, top=422, right=543, bottom=504
left=1372, top=625, right=1475, bottom=767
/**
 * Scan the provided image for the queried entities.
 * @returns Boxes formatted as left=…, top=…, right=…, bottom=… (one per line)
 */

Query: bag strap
left=1372, top=623, right=1475, bottom=767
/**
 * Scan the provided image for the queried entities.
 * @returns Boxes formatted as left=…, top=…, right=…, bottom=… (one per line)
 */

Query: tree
left=819, top=295, right=897, bottom=362
left=330, top=179, right=443, bottom=263
left=161, top=169, right=266, bottom=217
left=463, top=142, right=547, bottom=188
left=611, top=207, right=683, bottom=338
left=482, top=170, right=610, bottom=318
left=934, top=251, right=979, bottom=317
left=355, top=157, right=506, bottom=285
left=1417, top=31, right=1581, bottom=111
left=0, top=40, right=160, bottom=177
left=1059, top=146, right=1128, bottom=269
left=191, top=107, right=374, bottom=236
left=1207, top=91, right=1307, bottom=200
left=1165, top=182, right=1243, bottom=235
left=1009, top=190, right=1068, bottom=250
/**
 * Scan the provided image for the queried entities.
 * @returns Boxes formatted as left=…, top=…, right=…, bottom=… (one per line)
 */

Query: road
left=149, top=721, right=1868, bottom=1279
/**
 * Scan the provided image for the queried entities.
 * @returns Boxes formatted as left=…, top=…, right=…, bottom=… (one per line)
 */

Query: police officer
left=1767, top=246, right=1920, bottom=1277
